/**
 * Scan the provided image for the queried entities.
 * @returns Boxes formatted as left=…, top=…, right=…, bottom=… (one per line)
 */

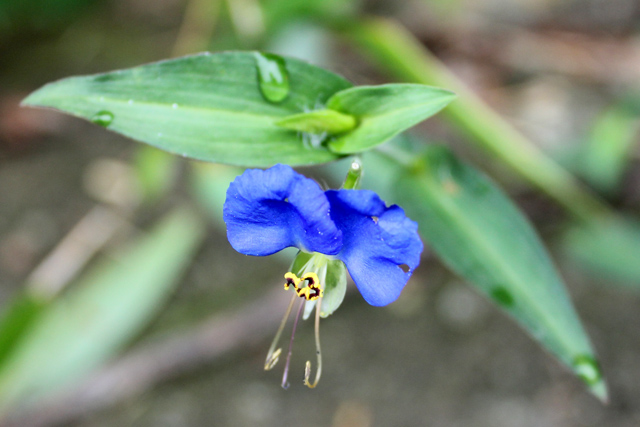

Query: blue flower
left=223, top=164, right=423, bottom=306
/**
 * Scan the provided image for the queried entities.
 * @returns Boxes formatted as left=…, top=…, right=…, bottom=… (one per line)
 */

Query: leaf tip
left=572, top=354, right=608, bottom=403
left=588, top=378, right=609, bottom=404
left=20, top=84, right=55, bottom=110
left=20, top=91, right=40, bottom=108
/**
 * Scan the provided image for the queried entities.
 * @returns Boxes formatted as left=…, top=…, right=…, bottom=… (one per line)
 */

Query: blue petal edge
left=223, top=164, right=342, bottom=256
left=326, top=189, right=423, bottom=306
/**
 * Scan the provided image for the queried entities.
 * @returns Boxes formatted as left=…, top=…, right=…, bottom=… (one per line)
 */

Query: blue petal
left=326, top=190, right=423, bottom=306
left=223, top=164, right=342, bottom=256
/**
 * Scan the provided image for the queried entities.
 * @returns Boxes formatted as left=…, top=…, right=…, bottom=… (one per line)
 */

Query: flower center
left=283, top=272, right=323, bottom=301
left=263, top=253, right=331, bottom=389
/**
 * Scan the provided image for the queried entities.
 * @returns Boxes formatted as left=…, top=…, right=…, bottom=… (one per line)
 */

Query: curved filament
left=281, top=298, right=305, bottom=389
left=304, top=295, right=322, bottom=388
left=264, top=293, right=296, bottom=370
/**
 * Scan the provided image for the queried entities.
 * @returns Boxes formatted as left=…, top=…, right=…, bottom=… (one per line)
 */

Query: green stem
left=343, top=18, right=611, bottom=223
left=342, top=158, right=363, bottom=189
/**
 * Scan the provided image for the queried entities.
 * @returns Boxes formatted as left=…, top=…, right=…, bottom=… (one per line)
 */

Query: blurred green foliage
left=0, top=0, right=98, bottom=34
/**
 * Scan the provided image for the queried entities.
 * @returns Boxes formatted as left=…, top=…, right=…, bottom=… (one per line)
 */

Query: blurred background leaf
left=0, top=207, right=205, bottom=415
left=576, top=100, right=640, bottom=194
left=563, top=216, right=640, bottom=290
left=0, top=0, right=98, bottom=35
left=396, top=145, right=605, bottom=400
left=133, top=146, right=179, bottom=204
left=344, top=17, right=611, bottom=223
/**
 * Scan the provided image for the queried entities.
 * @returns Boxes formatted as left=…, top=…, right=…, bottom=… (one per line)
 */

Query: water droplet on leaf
left=254, top=52, right=290, bottom=103
left=573, top=355, right=602, bottom=386
left=91, top=111, right=114, bottom=127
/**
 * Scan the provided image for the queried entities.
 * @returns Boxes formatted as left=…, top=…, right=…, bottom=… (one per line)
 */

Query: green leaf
left=0, top=207, right=205, bottom=413
left=578, top=102, right=640, bottom=193
left=134, top=146, right=179, bottom=203
left=396, top=146, right=606, bottom=400
left=563, top=216, right=640, bottom=289
left=0, top=0, right=96, bottom=32
left=346, top=18, right=611, bottom=222
left=326, top=84, right=455, bottom=153
left=264, top=0, right=357, bottom=30
left=22, top=51, right=353, bottom=167
left=276, top=109, right=357, bottom=134
left=0, top=293, right=48, bottom=370
left=322, top=135, right=418, bottom=202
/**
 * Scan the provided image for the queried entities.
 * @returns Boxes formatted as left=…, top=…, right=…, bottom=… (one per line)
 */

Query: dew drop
left=491, top=286, right=515, bottom=307
left=573, top=355, right=602, bottom=386
left=171, top=103, right=179, bottom=109
left=127, top=99, right=134, bottom=105
left=91, top=111, right=114, bottom=127
left=254, top=52, right=290, bottom=103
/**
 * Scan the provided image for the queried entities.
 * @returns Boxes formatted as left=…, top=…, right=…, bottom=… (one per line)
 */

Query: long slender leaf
left=396, top=146, right=606, bottom=400
left=22, top=52, right=353, bottom=166
left=345, top=18, right=610, bottom=223
left=24, top=52, right=455, bottom=167
left=578, top=103, right=640, bottom=193
left=563, top=216, right=640, bottom=289
left=0, top=207, right=205, bottom=414
left=0, top=293, right=47, bottom=369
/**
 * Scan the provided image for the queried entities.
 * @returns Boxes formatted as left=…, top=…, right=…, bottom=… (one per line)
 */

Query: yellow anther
left=301, top=272, right=319, bottom=286
left=284, top=272, right=323, bottom=300
left=284, top=272, right=300, bottom=290
left=301, top=272, right=323, bottom=300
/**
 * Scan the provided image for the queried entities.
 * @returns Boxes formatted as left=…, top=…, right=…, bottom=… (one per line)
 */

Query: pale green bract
left=326, top=84, right=455, bottom=153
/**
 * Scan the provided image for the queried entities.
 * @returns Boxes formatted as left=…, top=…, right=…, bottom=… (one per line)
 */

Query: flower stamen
left=284, top=272, right=299, bottom=291
left=301, top=272, right=322, bottom=301
left=304, top=293, right=323, bottom=388
left=264, top=293, right=297, bottom=371
left=281, top=298, right=305, bottom=389
left=283, top=272, right=323, bottom=301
